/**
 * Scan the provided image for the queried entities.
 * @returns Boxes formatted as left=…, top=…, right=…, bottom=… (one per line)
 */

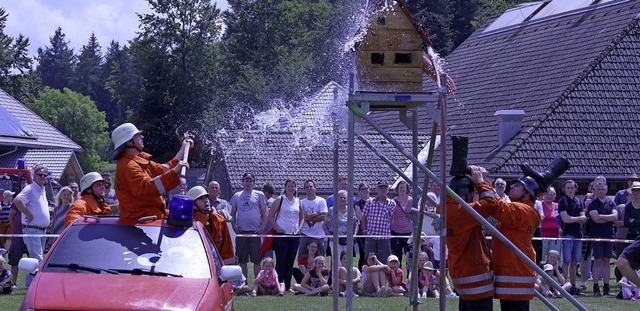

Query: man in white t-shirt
left=298, top=180, right=328, bottom=256
left=13, top=165, right=50, bottom=288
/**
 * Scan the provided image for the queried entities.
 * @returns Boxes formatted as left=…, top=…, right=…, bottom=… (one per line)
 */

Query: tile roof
left=0, top=149, right=80, bottom=180
left=372, top=0, right=640, bottom=180
left=212, top=81, right=437, bottom=193
left=0, top=89, right=82, bottom=151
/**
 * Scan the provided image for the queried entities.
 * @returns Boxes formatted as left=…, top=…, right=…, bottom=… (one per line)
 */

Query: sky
left=2, top=0, right=229, bottom=57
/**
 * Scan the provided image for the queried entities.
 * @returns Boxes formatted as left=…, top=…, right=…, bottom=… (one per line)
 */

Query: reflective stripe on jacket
left=475, top=194, right=540, bottom=300
left=115, top=152, right=180, bottom=220
left=438, top=181, right=496, bottom=301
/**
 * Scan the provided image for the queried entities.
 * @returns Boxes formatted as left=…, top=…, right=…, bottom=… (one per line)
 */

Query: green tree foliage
left=220, top=0, right=341, bottom=112
left=103, top=41, right=140, bottom=127
left=27, top=87, right=109, bottom=172
left=127, top=0, right=222, bottom=161
left=71, top=33, right=105, bottom=104
left=0, top=8, right=40, bottom=102
left=36, top=27, right=76, bottom=91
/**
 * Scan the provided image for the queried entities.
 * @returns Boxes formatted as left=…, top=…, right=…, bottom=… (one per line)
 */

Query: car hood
left=29, top=273, right=224, bottom=310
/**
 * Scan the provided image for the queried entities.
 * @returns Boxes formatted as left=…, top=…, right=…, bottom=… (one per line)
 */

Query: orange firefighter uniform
left=438, top=181, right=495, bottom=301
left=115, top=152, right=180, bottom=220
left=474, top=194, right=541, bottom=301
left=65, top=193, right=112, bottom=227
left=193, top=210, right=235, bottom=264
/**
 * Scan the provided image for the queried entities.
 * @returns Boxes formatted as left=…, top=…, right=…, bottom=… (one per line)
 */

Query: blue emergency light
left=167, top=195, right=194, bottom=227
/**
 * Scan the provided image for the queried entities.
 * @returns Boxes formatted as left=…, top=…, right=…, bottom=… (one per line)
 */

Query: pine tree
left=36, top=27, right=76, bottom=91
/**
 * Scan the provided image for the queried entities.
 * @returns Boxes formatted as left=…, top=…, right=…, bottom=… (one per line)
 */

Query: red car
left=19, top=215, right=242, bottom=311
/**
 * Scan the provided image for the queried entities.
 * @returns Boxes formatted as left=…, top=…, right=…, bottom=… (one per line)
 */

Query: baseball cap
left=242, top=172, right=255, bottom=180
left=631, top=181, right=640, bottom=190
left=543, top=264, right=553, bottom=272
left=2, top=190, right=15, bottom=197
left=377, top=180, right=390, bottom=187
left=387, top=255, right=399, bottom=262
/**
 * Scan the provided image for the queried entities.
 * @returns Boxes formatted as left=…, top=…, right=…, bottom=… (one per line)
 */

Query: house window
left=394, top=53, right=412, bottom=64
left=371, top=53, right=384, bottom=65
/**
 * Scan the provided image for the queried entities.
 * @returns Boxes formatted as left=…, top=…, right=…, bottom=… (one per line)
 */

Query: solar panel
left=483, top=2, right=547, bottom=33
left=529, top=0, right=596, bottom=20
left=0, top=104, right=32, bottom=137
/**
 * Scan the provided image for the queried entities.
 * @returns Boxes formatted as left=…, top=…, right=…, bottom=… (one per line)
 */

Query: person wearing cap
left=385, top=254, right=407, bottom=296
left=230, top=172, right=268, bottom=278
left=418, top=261, right=437, bottom=298
left=111, top=123, right=191, bottom=221
left=535, top=250, right=571, bottom=298
left=535, top=264, right=560, bottom=298
left=188, top=186, right=235, bottom=265
left=623, top=181, right=640, bottom=243
left=615, top=173, right=639, bottom=206
left=0, top=190, right=15, bottom=250
left=13, top=165, right=51, bottom=288
left=64, top=172, right=112, bottom=227
left=361, top=180, right=396, bottom=264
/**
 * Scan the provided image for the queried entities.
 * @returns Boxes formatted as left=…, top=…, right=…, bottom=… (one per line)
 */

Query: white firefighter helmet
left=80, top=172, right=105, bottom=193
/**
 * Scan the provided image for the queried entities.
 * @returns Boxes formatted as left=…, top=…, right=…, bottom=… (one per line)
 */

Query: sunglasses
left=36, top=173, right=48, bottom=178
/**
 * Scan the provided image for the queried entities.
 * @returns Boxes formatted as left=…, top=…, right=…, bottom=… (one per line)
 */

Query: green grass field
left=1, top=261, right=636, bottom=311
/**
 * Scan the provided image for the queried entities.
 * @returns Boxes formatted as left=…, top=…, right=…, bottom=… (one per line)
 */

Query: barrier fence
left=2, top=232, right=634, bottom=244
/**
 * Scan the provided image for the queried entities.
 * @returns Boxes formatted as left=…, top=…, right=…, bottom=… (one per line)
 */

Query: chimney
left=494, top=110, right=525, bottom=148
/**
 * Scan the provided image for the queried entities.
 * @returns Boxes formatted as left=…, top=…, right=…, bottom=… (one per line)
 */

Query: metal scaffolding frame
left=338, top=74, right=587, bottom=311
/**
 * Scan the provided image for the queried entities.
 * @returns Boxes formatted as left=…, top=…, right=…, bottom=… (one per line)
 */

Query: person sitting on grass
left=419, top=261, right=438, bottom=298
left=232, top=274, right=251, bottom=296
left=291, top=256, right=330, bottom=296
left=293, top=240, right=321, bottom=284
left=407, top=251, right=429, bottom=287
left=535, top=264, right=569, bottom=298
left=386, top=255, right=407, bottom=296
left=535, top=250, right=571, bottom=298
left=617, top=269, right=640, bottom=301
left=337, top=250, right=361, bottom=297
left=0, top=256, right=14, bottom=294
left=361, top=253, right=392, bottom=297
left=252, top=257, right=284, bottom=296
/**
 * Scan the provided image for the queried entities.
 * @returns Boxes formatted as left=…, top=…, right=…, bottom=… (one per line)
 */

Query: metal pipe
left=438, top=77, right=448, bottom=311
left=331, top=109, right=339, bottom=310
left=534, top=289, right=561, bottom=311
left=345, top=101, right=587, bottom=311
left=345, top=75, right=356, bottom=311
left=410, top=121, right=439, bottom=309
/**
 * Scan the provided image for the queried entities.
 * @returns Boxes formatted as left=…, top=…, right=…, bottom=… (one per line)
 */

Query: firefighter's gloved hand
left=448, top=176, right=474, bottom=196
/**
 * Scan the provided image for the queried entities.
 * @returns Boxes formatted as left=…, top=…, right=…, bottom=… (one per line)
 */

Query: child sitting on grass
left=361, top=253, right=392, bottom=297
left=0, top=256, right=14, bottom=294
left=337, top=250, right=361, bottom=297
left=418, top=261, right=438, bottom=298
left=618, top=269, right=640, bottom=301
left=252, top=257, right=284, bottom=296
left=386, top=255, right=407, bottom=297
left=291, top=256, right=330, bottom=296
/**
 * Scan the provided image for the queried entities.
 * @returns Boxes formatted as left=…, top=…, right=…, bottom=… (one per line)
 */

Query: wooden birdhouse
left=354, top=1, right=431, bottom=93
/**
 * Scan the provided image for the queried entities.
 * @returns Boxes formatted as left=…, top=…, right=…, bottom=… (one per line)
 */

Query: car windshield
left=43, top=224, right=211, bottom=278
